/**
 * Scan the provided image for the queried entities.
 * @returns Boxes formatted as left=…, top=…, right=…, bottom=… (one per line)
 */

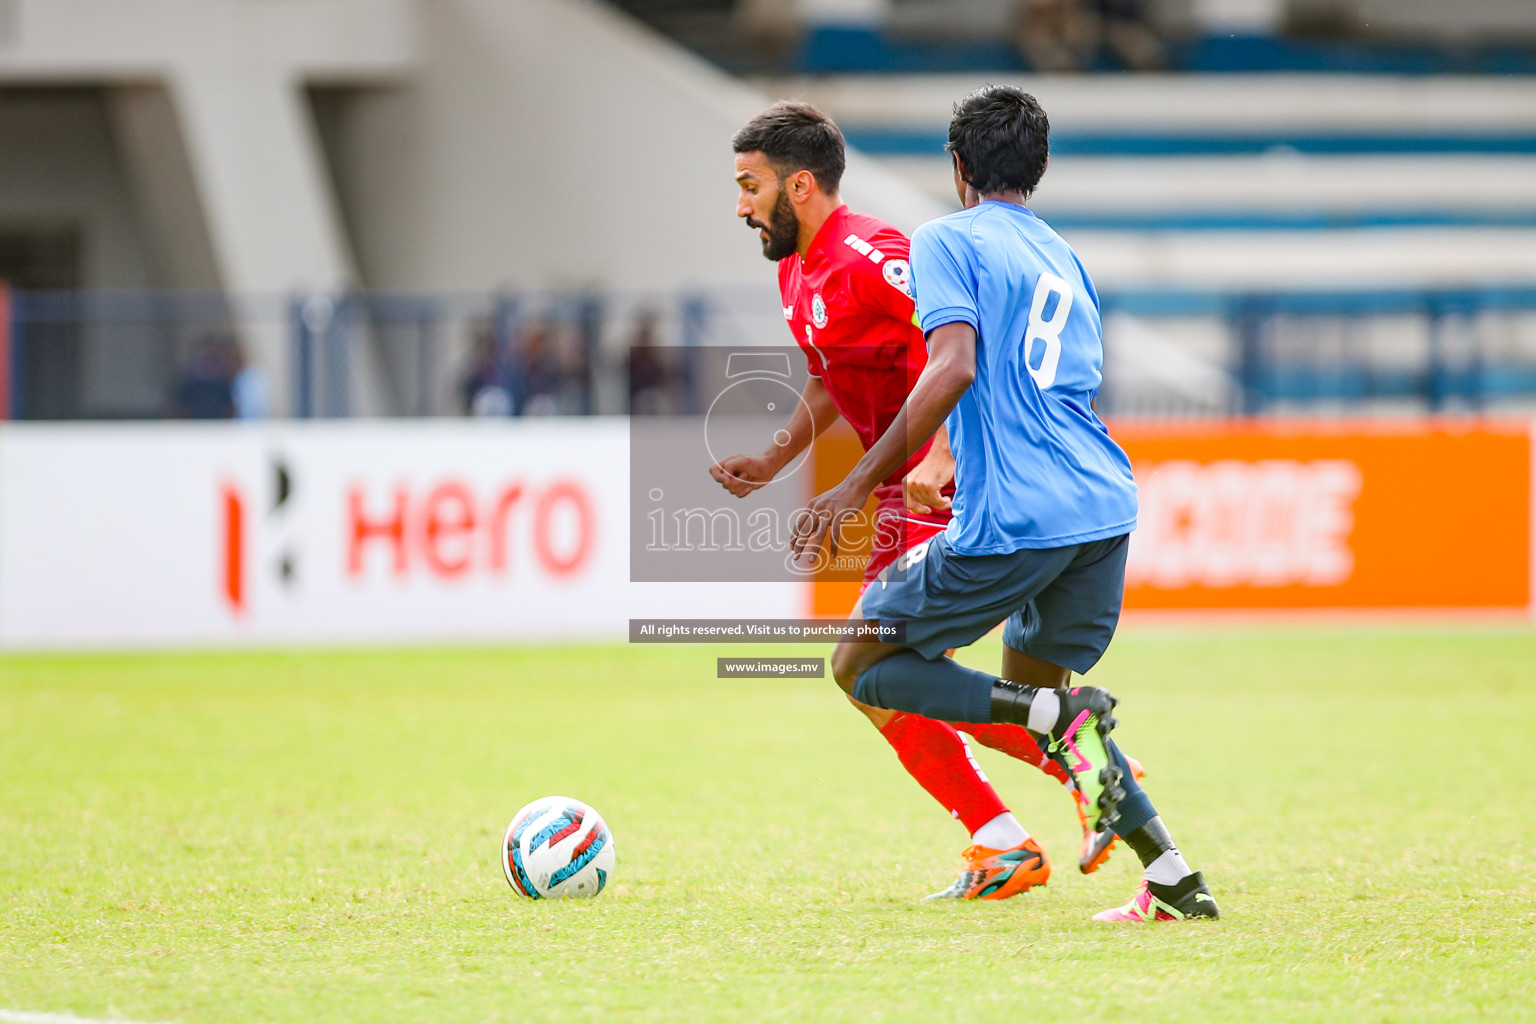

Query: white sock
left=1145, top=847, right=1194, bottom=886
left=971, top=811, right=1028, bottom=850
left=1025, top=689, right=1060, bottom=735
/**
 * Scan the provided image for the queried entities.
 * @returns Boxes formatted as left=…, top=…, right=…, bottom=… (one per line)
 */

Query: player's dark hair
left=732, top=101, right=846, bottom=195
left=947, top=86, right=1050, bottom=198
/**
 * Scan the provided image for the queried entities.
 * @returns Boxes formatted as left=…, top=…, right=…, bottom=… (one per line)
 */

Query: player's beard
left=752, top=188, right=800, bottom=261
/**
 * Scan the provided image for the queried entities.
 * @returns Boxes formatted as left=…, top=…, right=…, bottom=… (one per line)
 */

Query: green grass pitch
left=3, top=626, right=1535, bottom=1023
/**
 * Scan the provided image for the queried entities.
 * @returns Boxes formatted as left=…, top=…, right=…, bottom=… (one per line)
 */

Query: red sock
left=961, top=722, right=1073, bottom=788
left=878, top=713, right=1008, bottom=835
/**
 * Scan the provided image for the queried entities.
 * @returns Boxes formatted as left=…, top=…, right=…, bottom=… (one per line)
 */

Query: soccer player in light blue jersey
left=794, top=85, right=1218, bottom=923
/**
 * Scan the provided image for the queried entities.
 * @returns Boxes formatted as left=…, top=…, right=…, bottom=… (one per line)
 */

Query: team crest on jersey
left=811, top=293, right=828, bottom=328
left=882, top=259, right=913, bottom=299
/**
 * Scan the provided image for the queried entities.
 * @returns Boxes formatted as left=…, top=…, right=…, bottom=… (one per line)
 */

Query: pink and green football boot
left=1075, top=753, right=1145, bottom=874
left=1048, top=686, right=1125, bottom=835
left=1093, top=872, right=1220, bottom=923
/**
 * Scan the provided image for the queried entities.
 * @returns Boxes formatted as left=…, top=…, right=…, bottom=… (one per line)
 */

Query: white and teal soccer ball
left=502, top=795, right=615, bottom=899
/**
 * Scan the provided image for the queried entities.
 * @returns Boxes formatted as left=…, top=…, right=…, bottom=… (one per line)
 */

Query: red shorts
left=861, top=483, right=951, bottom=591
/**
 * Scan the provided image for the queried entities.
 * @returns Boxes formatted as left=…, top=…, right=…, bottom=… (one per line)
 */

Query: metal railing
left=1099, top=286, right=1536, bottom=417
left=3, top=284, right=1536, bottom=421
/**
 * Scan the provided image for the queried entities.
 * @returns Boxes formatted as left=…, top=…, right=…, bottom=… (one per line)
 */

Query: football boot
left=925, top=837, right=1051, bottom=901
left=1075, top=753, right=1144, bottom=874
left=1046, top=686, right=1124, bottom=834
left=1092, top=872, right=1220, bottom=923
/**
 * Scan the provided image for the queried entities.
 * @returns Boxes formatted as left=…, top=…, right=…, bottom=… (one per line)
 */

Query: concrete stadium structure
left=2, top=0, right=1535, bottom=418
left=0, top=0, right=942, bottom=414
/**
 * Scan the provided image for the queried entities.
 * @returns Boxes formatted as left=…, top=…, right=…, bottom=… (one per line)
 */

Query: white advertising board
left=0, top=420, right=804, bottom=648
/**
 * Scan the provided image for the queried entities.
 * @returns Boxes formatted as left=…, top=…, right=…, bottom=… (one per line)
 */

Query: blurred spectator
left=169, top=336, right=235, bottom=419
left=462, top=325, right=514, bottom=416
left=626, top=308, right=675, bottom=415
left=512, top=319, right=564, bottom=416
left=1015, top=0, right=1099, bottom=72
left=563, top=312, right=596, bottom=415
left=230, top=343, right=271, bottom=420
left=1097, top=0, right=1169, bottom=71
left=462, top=314, right=603, bottom=418
left=736, top=0, right=799, bottom=54
left=1015, top=0, right=1168, bottom=72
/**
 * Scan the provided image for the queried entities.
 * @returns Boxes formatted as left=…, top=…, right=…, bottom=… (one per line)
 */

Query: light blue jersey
left=910, top=201, right=1137, bottom=554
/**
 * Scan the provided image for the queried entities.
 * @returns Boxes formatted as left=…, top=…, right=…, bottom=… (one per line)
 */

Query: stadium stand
left=2, top=0, right=1536, bottom=418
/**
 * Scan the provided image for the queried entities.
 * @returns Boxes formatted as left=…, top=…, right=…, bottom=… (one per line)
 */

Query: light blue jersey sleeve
left=911, top=220, right=978, bottom=335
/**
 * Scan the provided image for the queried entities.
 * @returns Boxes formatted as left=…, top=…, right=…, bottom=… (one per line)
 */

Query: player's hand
left=903, top=451, right=954, bottom=514
left=791, top=479, right=872, bottom=565
left=709, top=453, right=778, bottom=497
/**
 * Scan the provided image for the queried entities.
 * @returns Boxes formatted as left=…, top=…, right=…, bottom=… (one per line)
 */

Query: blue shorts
left=859, top=531, right=1129, bottom=674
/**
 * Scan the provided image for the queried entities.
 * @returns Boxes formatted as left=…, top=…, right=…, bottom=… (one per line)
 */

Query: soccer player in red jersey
left=711, top=102, right=1131, bottom=897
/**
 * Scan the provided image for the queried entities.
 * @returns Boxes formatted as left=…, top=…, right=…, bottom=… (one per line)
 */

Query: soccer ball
left=501, top=795, right=615, bottom=899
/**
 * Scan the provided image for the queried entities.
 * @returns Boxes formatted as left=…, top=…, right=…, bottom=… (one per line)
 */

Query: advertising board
left=1117, top=421, right=1531, bottom=611
left=811, top=420, right=1534, bottom=617
left=0, top=420, right=800, bottom=647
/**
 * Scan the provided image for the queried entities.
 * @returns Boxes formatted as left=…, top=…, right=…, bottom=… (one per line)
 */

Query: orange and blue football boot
left=926, top=837, right=1051, bottom=900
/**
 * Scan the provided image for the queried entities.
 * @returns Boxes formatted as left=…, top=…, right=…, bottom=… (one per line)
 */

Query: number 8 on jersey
left=1024, top=273, right=1072, bottom=390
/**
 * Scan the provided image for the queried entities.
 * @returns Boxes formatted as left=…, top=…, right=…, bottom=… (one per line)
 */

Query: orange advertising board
left=810, top=420, right=1532, bottom=616
left=808, top=420, right=885, bottom=617
left=1114, top=421, right=1530, bottom=610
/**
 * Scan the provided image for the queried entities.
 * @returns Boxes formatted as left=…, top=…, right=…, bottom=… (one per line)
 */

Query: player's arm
left=793, top=323, right=974, bottom=557
left=903, top=422, right=954, bottom=514
left=709, top=375, right=842, bottom=498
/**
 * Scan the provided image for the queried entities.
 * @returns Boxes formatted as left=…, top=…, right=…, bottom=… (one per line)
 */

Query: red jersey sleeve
left=846, top=227, right=917, bottom=327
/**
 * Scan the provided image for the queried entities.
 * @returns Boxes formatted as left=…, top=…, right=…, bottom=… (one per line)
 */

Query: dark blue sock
left=1108, top=739, right=1157, bottom=837
left=852, top=651, right=995, bottom=724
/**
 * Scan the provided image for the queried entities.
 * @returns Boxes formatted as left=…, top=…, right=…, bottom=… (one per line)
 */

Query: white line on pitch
left=0, top=1011, right=180, bottom=1024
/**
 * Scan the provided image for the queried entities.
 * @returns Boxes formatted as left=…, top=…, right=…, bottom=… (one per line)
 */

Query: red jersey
left=777, top=205, right=929, bottom=487
left=776, top=205, right=951, bottom=583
